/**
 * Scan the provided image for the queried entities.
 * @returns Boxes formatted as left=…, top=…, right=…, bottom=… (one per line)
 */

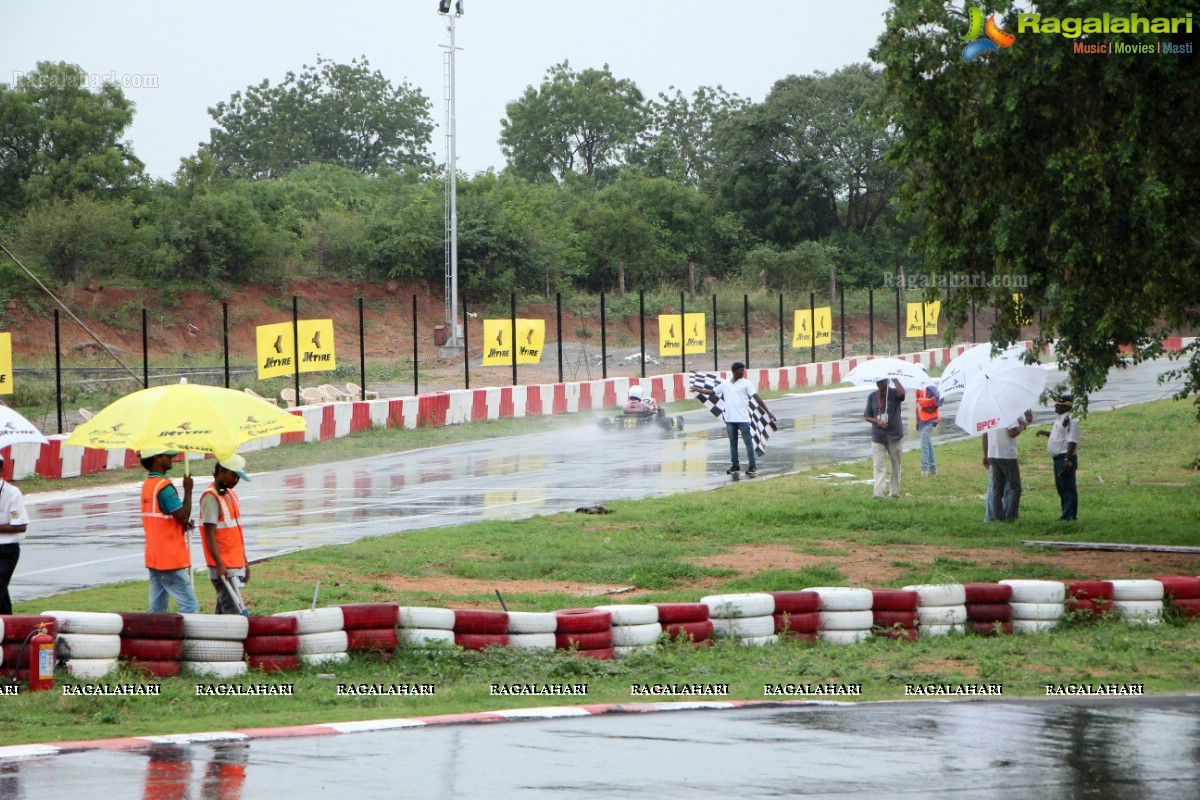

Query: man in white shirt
left=986, top=411, right=1030, bottom=521
left=1037, top=395, right=1081, bottom=521
left=0, top=457, right=30, bottom=615
left=694, top=361, right=776, bottom=477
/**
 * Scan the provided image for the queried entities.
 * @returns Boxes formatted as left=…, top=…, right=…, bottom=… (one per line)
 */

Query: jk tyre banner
left=481, top=319, right=545, bottom=365
left=256, top=319, right=337, bottom=378
left=0, top=332, right=11, bottom=395
left=658, top=313, right=706, bottom=356
left=905, top=301, right=940, bottom=338
left=792, top=308, right=832, bottom=348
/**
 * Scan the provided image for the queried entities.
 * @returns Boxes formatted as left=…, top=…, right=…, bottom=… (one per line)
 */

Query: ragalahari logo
left=963, top=8, right=1016, bottom=61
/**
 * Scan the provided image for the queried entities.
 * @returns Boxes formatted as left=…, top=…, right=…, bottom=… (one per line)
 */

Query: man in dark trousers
left=1037, top=395, right=1081, bottom=521
left=0, top=457, right=29, bottom=615
left=200, top=454, right=252, bottom=614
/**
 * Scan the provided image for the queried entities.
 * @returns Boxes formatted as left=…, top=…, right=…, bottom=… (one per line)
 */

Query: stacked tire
left=244, top=615, right=301, bottom=672
left=1064, top=581, right=1114, bottom=619
left=655, top=603, right=713, bottom=647
left=181, top=613, right=249, bottom=678
left=1109, top=580, right=1164, bottom=626
left=274, top=608, right=347, bottom=666
left=505, top=612, right=558, bottom=652
left=118, top=612, right=184, bottom=677
left=702, top=593, right=777, bottom=646
left=595, top=604, right=661, bottom=658
left=804, top=588, right=872, bottom=645
left=903, top=584, right=967, bottom=638
left=1157, top=576, right=1200, bottom=618
left=454, top=610, right=509, bottom=652
left=555, top=608, right=613, bottom=659
left=1, top=615, right=58, bottom=683
left=42, top=610, right=122, bottom=679
left=771, top=592, right=821, bottom=641
left=1000, top=580, right=1065, bottom=633
left=340, top=603, right=399, bottom=659
left=964, top=583, right=1013, bottom=636
left=870, top=589, right=919, bottom=641
left=398, top=607, right=456, bottom=651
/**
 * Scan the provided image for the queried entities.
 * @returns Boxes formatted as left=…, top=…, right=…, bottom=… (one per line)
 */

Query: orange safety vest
left=915, top=388, right=940, bottom=425
left=200, top=485, right=246, bottom=569
left=141, top=476, right=191, bottom=571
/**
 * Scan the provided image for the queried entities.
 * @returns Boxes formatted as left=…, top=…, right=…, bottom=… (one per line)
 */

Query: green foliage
left=10, top=195, right=138, bottom=284
left=741, top=242, right=837, bottom=293
left=632, top=84, right=749, bottom=187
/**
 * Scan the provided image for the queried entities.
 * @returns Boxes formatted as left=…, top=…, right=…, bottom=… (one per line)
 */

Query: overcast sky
left=2, top=0, right=893, bottom=181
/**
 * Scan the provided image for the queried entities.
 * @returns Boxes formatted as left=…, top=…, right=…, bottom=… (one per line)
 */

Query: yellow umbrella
left=65, top=383, right=308, bottom=462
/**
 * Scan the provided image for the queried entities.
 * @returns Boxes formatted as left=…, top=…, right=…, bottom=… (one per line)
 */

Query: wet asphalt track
left=12, top=358, right=1181, bottom=602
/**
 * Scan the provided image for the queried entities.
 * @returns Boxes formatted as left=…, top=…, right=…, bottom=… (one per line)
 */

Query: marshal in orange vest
left=140, top=476, right=191, bottom=570
left=915, top=387, right=941, bottom=426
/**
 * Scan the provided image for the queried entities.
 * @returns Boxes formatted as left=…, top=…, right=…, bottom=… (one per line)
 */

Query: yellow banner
left=658, top=313, right=706, bottom=356
left=256, top=319, right=337, bottom=379
left=792, top=308, right=832, bottom=348
left=1012, top=293, right=1032, bottom=325
left=923, top=300, right=940, bottom=335
left=0, top=333, right=11, bottom=396
left=482, top=319, right=546, bottom=365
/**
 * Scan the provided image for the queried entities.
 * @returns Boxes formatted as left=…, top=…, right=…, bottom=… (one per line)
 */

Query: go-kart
left=597, top=405, right=684, bottom=433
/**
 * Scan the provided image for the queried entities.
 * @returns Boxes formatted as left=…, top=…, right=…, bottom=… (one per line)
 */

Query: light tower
left=437, top=0, right=464, bottom=351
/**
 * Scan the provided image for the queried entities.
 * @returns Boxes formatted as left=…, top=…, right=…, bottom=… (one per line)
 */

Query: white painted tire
left=1012, top=619, right=1058, bottom=634
left=1000, top=580, right=1066, bottom=604
left=505, top=612, right=557, bottom=634
left=610, top=623, right=663, bottom=646
left=701, top=593, right=775, bottom=619
left=1010, top=603, right=1065, bottom=621
left=736, top=635, right=779, bottom=647
left=397, top=606, right=455, bottom=630
left=507, top=633, right=556, bottom=651
left=902, top=584, right=966, bottom=607
left=614, top=645, right=659, bottom=658
left=1112, top=600, right=1163, bottom=620
left=803, top=587, right=873, bottom=612
left=918, top=623, right=966, bottom=638
left=594, top=604, right=659, bottom=625
left=40, top=611, right=123, bottom=635
left=1109, top=580, right=1164, bottom=602
left=296, top=631, right=350, bottom=655
left=273, top=608, right=344, bottom=635
left=184, top=660, right=249, bottom=679
left=711, top=615, right=775, bottom=639
left=301, top=652, right=349, bottom=667
left=56, top=633, right=120, bottom=660
left=915, top=605, right=968, bottom=625
left=65, top=658, right=118, bottom=679
left=180, top=613, right=250, bottom=641
left=817, top=630, right=871, bottom=645
left=400, top=628, right=455, bottom=648
left=819, top=610, right=875, bottom=631
left=181, top=639, right=245, bottom=662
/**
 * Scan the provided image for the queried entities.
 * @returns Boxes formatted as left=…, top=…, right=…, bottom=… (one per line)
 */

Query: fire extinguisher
left=28, top=623, right=55, bottom=693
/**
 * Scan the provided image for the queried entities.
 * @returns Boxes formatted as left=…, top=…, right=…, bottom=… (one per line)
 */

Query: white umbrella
left=0, top=406, right=50, bottom=448
left=955, top=363, right=1048, bottom=437
left=938, top=343, right=1028, bottom=396
left=843, top=357, right=929, bottom=389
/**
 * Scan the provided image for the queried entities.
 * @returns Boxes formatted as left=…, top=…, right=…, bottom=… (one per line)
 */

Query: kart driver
left=623, top=385, right=656, bottom=415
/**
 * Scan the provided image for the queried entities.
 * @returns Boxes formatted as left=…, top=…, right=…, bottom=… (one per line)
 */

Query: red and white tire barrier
left=1000, top=580, right=1065, bottom=633
left=702, top=593, right=777, bottom=646
left=770, top=592, right=820, bottom=641
left=504, top=612, right=557, bottom=651
left=339, top=603, right=399, bottom=657
left=555, top=609, right=613, bottom=659
left=903, top=584, right=966, bottom=639
left=117, top=612, right=184, bottom=678
left=595, top=604, right=661, bottom=658
left=1109, top=580, right=1164, bottom=626
left=453, top=610, right=509, bottom=651
left=1065, top=581, right=1114, bottom=618
left=245, top=615, right=301, bottom=672
left=180, top=613, right=248, bottom=678
left=42, top=610, right=122, bottom=680
left=398, top=606, right=456, bottom=651
left=963, top=583, right=1012, bottom=636
left=804, top=587, right=872, bottom=645
left=870, top=589, right=918, bottom=640
left=1156, top=576, right=1200, bottom=618
left=654, top=603, right=713, bottom=645
left=0, top=615, right=58, bottom=682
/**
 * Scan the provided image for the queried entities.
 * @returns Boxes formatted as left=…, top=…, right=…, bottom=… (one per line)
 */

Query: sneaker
left=746, top=469, right=757, bottom=477
left=726, top=466, right=740, bottom=474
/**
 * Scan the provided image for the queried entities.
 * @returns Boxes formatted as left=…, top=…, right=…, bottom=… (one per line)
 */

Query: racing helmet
left=628, top=385, right=644, bottom=401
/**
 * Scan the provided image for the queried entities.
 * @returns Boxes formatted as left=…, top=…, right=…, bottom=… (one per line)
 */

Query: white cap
left=218, top=453, right=251, bottom=481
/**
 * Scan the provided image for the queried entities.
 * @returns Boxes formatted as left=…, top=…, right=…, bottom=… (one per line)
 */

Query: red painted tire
left=1155, top=577, right=1200, bottom=599
left=243, top=635, right=300, bottom=656
left=1173, top=598, right=1200, bottom=617
left=1067, top=598, right=1114, bottom=615
left=339, top=603, right=400, bottom=629
left=127, top=659, right=181, bottom=678
left=654, top=603, right=710, bottom=624
left=966, top=603, right=1013, bottom=623
left=455, top=633, right=509, bottom=651
left=118, top=612, right=184, bottom=639
left=453, top=610, right=509, bottom=635
left=971, top=621, right=1014, bottom=636
left=662, top=620, right=714, bottom=642
left=346, top=628, right=398, bottom=652
left=1, top=615, right=59, bottom=642
left=119, top=637, right=184, bottom=660
left=0, top=642, right=35, bottom=664
left=963, top=583, right=1013, bottom=603
left=876, top=626, right=918, bottom=641
left=871, top=589, right=919, bottom=612
left=573, top=647, right=615, bottom=660
left=769, top=591, right=821, bottom=614
left=555, top=630, right=613, bottom=650
left=554, top=609, right=612, bottom=634
left=773, top=611, right=820, bottom=634
left=1065, top=581, right=1114, bottom=601
left=248, top=654, right=302, bottom=672
left=872, top=610, right=918, bottom=628
left=247, top=615, right=298, bottom=636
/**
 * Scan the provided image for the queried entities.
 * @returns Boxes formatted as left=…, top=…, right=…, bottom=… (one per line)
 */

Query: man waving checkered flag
left=691, top=363, right=777, bottom=475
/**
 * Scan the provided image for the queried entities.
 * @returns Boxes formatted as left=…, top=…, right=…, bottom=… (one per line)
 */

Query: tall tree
left=0, top=62, right=142, bottom=217
left=203, top=56, right=434, bottom=180
left=633, top=85, right=748, bottom=188
left=872, top=0, right=1200, bottom=414
left=499, top=62, right=646, bottom=184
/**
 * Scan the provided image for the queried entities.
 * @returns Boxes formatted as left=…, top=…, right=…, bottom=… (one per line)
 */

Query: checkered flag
left=690, top=372, right=777, bottom=456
